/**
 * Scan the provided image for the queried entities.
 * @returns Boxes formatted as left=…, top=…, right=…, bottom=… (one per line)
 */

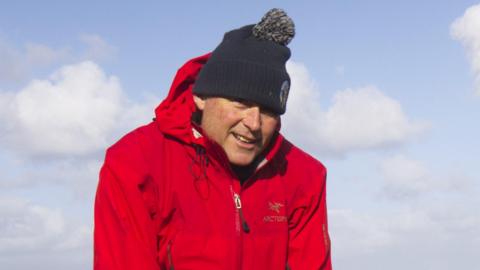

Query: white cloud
left=0, top=61, right=123, bottom=157
left=379, top=155, right=473, bottom=200
left=282, top=61, right=427, bottom=157
left=451, top=4, right=480, bottom=96
left=321, top=87, right=425, bottom=151
left=0, top=61, right=157, bottom=158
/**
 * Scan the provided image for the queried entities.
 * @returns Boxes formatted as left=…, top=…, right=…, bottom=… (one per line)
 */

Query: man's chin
left=226, top=153, right=256, bottom=167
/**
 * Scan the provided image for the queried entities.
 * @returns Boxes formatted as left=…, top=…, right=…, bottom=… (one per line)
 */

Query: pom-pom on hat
left=192, top=8, right=295, bottom=115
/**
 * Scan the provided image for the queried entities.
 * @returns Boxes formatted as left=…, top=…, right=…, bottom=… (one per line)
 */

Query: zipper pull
left=233, top=193, right=250, bottom=233
left=233, top=193, right=242, bottom=209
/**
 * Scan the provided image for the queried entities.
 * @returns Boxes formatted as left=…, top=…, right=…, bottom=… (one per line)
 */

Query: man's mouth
left=233, top=133, right=257, bottom=144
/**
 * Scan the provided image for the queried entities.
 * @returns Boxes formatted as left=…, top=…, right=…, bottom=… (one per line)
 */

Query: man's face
left=194, top=96, right=280, bottom=166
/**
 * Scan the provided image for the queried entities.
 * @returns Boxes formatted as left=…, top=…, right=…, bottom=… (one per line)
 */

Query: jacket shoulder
left=280, top=139, right=327, bottom=190
left=284, top=139, right=326, bottom=174
left=104, top=121, right=165, bottom=174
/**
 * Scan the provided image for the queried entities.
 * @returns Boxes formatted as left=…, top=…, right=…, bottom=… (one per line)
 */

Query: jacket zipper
left=231, top=187, right=250, bottom=233
left=234, top=193, right=251, bottom=233
left=230, top=184, right=249, bottom=270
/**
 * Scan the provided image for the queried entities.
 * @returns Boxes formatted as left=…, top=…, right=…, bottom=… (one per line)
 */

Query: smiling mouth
left=233, top=133, right=257, bottom=144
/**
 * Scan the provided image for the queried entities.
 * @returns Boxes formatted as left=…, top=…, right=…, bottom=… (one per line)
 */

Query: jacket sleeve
left=287, top=169, right=332, bottom=270
left=94, top=160, right=160, bottom=270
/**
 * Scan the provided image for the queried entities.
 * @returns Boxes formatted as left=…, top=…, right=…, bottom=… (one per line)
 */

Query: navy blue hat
left=193, top=8, right=295, bottom=115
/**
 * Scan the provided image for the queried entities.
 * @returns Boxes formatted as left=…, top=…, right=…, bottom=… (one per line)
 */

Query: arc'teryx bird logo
left=268, top=201, right=284, bottom=214
left=264, top=201, right=287, bottom=223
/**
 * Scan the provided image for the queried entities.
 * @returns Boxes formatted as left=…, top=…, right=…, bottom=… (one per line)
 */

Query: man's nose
left=243, top=106, right=261, bottom=131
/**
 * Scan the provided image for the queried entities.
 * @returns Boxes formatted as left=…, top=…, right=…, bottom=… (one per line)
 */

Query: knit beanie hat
left=192, top=8, right=295, bottom=115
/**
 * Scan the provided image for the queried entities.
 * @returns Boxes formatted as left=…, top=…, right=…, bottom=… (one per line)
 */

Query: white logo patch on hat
left=280, top=80, right=290, bottom=109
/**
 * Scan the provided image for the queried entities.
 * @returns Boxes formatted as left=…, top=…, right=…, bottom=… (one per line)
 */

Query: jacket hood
left=154, top=53, right=285, bottom=165
left=154, top=53, right=211, bottom=146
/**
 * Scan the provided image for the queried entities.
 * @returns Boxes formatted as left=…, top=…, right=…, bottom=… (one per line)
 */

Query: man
left=94, top=8, right=332, bottom=270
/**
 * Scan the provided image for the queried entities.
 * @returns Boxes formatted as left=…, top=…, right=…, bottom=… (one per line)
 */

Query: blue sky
left=1, top=1, right=479, bottom=269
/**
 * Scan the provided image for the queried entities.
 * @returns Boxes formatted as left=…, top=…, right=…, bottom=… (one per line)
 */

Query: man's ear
left=193, top=95, right=206, bottom=111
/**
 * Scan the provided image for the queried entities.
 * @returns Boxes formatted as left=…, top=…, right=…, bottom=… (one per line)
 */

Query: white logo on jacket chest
left=264, top=201, right=287, bottom=223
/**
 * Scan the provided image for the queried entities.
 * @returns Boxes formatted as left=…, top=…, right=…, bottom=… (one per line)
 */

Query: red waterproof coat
left=94, top=54, right=332, bottom=270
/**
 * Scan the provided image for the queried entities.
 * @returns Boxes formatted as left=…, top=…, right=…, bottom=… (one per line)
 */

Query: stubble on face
left=194, top=96, right=279, bottom=166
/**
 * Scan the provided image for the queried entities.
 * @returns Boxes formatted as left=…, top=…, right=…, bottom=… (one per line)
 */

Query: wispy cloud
left=378, top=154, right=473, bottom=200
left=0, top=39, right=69, bottom=83
left=0, top=196, right=92, bottom=253
left=330, top=206, right=480, bottom=269
left=0, top=196, right=92, bottom=270
left=0, top=34, right=117, bottom=84
left=79, top=34, right=117, bottom=61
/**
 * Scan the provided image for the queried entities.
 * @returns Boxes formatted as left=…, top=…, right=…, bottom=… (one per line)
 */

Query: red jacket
left=94, top=54, right=332, bottom=270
